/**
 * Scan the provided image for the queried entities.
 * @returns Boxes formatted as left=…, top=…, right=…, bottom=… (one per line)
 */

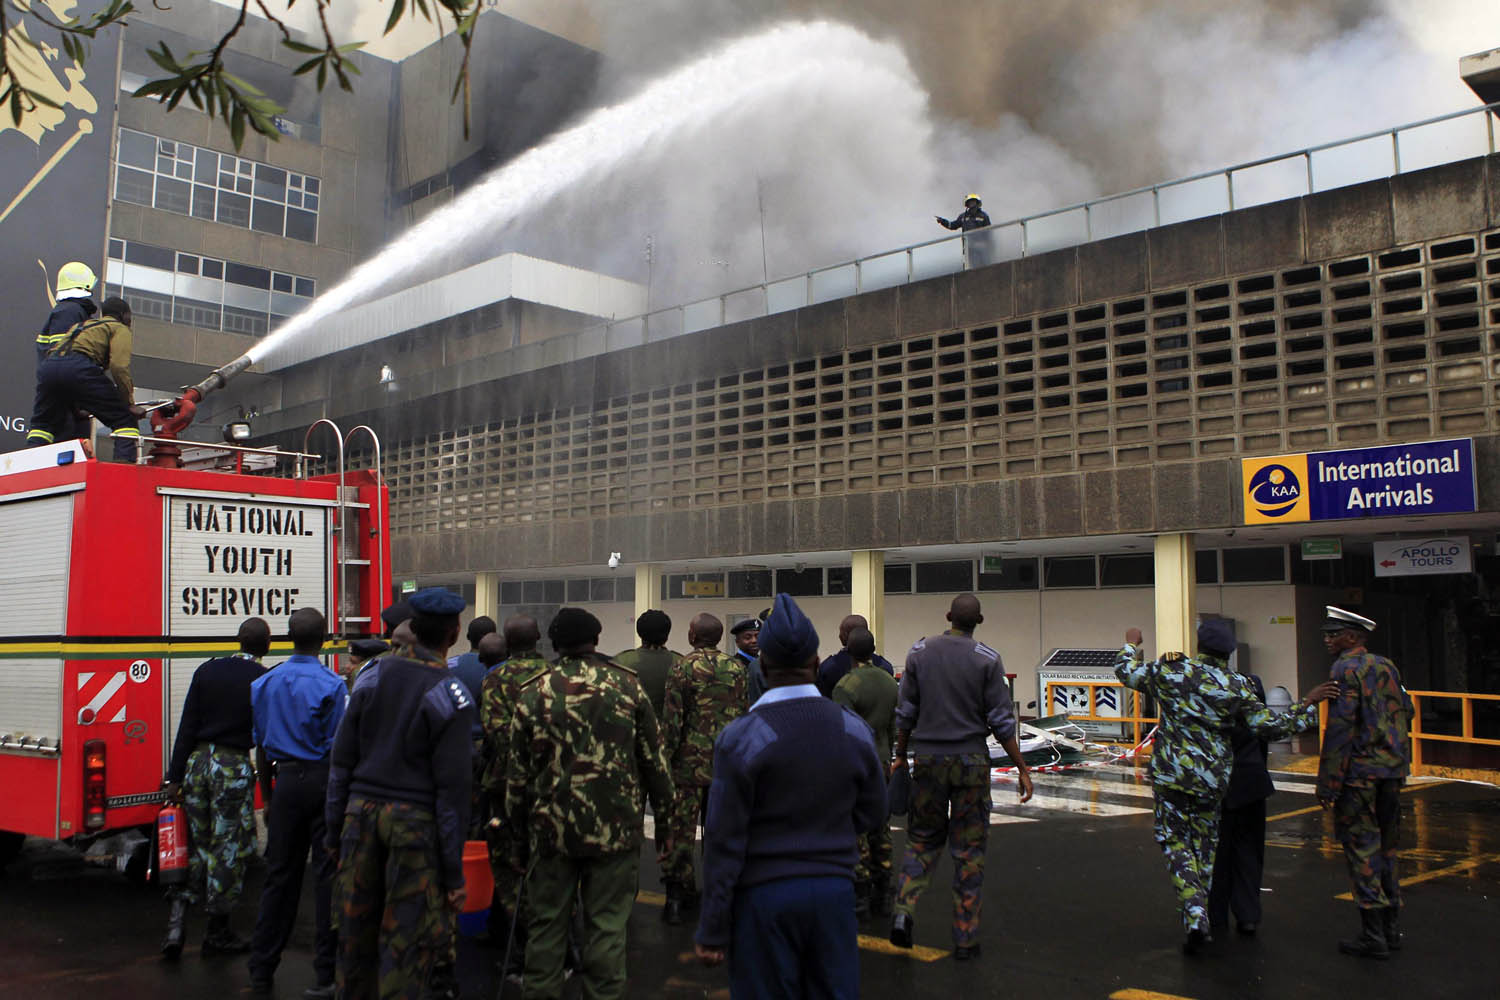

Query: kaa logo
left=1247, top=463, right=1302, bottom=518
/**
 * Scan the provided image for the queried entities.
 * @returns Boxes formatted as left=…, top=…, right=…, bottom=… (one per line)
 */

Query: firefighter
left=161, top=617, right=272, bottom=960
left=26, top=296, right=145, bottom=460
left=935, top=194, right=994, bottom=267
left=34, top=260, right=98, bottom=443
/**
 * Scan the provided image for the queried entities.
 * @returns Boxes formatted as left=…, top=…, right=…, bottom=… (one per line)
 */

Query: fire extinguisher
left=156, top=802, right=189, bottom=885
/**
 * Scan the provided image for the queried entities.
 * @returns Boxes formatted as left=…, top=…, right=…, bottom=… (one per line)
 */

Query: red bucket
left=462, top=840, right=493, bottom=914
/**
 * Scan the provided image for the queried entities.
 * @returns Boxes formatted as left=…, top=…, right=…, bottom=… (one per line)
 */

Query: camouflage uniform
left=892, top=753, right=990, bottom=944
left=659, top=647, right=747, bottom=890
left=1115, top=643, right=1319, bottom=934
left=332, top=798, right=444, bottom=1000
left=1316, top=651, right=1413, bottom=910
left=480, top=651, right=550, bottom=912
left=833, top=662, right=898, bottom=891
left=169, top=744, right=257, bottom=913
left=505, top=652, right=673, bottom=1000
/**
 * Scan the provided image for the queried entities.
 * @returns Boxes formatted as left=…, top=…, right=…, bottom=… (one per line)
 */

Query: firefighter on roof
left=26, top=295, right=145, bottom=460
left=34, top=260, right=97, bottom=443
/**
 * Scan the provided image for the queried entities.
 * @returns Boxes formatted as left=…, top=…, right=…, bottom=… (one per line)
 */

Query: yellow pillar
left=634, top=563, right=661, bottom=622
left=475, top=572, right=501, bottom=621
left=1153, top=533, right=1197, bottom=655
left=850, top=550, right=886, bottom=656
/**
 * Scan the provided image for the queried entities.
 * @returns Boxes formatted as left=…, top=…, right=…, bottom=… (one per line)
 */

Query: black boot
left=662, top=883, right=685, bottom=926
left=1381, top=906, right=1402, bottom=952
left=1338, top=908, right=1389, bottom=959
left=890, top=912, right=914, bottom=949
left=853, top=880, right=872, bottom=921
left=870, top=873, right=892, bottom=918
left=200, top=913, right=250, bottom=956
left=160, top=897, right=188, bottom=960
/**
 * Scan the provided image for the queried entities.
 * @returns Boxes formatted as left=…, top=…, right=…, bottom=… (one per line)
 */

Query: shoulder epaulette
left=974, top=642, right=999, bottom=661
left=594, top=652, right=635, bottom=676
left=1160, top=651, right=1186, bottom=663
left=518, top=665, right=549, bottom=688
left=441, top=677, right=473, bottom=712
left=910, top=637, right=928, bottom=651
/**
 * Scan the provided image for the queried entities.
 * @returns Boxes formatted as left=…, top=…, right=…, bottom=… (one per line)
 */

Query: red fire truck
left=0, top=410, right=388, bottom=875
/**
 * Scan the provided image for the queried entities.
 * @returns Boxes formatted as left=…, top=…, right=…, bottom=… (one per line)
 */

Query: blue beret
left=757, top=592, right=819, bottom=667
left=409, top=587, right=465, bottom=616
left=1197, top=619, right=1236, bottom=657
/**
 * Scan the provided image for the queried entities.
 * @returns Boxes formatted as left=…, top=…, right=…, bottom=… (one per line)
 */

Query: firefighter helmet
left=965, top=193, right=981, bottom=205
left=56, top=261, right=97, bottom=294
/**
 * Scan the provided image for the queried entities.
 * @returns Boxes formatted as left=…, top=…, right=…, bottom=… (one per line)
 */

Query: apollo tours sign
left=1372, top=537, right=1473, bottom=577
left=1241, top=438, right=1477, bottom=525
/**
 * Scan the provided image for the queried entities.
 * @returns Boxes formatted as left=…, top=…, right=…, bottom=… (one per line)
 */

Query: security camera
left=608, top=552, right=621, bottom=570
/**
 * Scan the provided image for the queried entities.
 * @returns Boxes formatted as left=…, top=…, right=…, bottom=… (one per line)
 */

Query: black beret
left=349, top=638, right=390, bottom=659
left=380, top=600, right=413, bottom=628
left=729, top=617, right=761, bottom=635
left=549, top=607, right=602, bottom=649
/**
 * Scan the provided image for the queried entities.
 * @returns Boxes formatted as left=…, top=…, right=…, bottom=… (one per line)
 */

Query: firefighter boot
left=870, top=872, right=892, bottom=918
left=1338, top=908, right=1389, bottom=960
left=201, top=913, right=251, bottom=956
left=1381, top=906, right=1402, bottom=951
left=853, top=879, right=872, bottom=921
left=662, top=882, right=686, bottom=926
left=160, top=897, right=189, bottom=960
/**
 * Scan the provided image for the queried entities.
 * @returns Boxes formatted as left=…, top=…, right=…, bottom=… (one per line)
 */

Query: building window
left=727, top=570, right=772, bottom=600
left=884, top=564, right=912, bottom=594
left=106, top=238, right=314, bottom=335
left=113, top=127, right=319, bottom=243
left=978, top=558, right=1039, bottom=591
left=1100, top=554, right=1154, bottom=587
left=1044, top=556, right=1097, bottom=588
left=1196, top=549, right=1219, bottom=584
left=915, top=560, right=974, bottom=593
left=775, top=567, right=823, bottom=597
left=1221, top=546, right=1288, bottom=584
left=826, top=566, right=852, bottom=596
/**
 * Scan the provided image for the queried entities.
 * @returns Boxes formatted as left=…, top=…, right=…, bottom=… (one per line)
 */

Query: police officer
left=1116, top=619, right=1335, bottom=954
left=660, top=613, right=748, bottom=925
left=832, top=627, right=899, bottom=919
left=248, top=608, right=347, bottom=997
left=326, top=588, right=476, bottom=1000
left=504, top=607, right=674, bottom=1000
left=730, top=616, right=765, bottom=705
left=816, top=614, right=895, bottom=698
left=889, top=595, right=1032, bottom=959
left=34, top=260, right=98, bottom=442
left=26, top=296, right=144, bottom=459
left=614, top=609, right=681, bottom=719
left=161, top=617, right=272, bottom=960
left=1315, top=606, right=1415, bottom=960
left=344, top=637, right=390, bottom=692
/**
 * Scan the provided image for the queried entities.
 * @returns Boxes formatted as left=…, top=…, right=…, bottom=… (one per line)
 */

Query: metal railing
left=559, top=100, right=1500, bottom=358
left=1402, top=689, right=1500, bottom=770
left=1044, top=680, right=1158, bottom=749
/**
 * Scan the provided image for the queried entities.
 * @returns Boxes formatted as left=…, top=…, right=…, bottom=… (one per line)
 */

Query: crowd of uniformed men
left=158, top=582, right=1414, bottom=999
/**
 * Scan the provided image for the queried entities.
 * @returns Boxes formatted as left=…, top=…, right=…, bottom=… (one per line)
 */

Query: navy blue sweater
left=696, top=687, right=887, bottom=948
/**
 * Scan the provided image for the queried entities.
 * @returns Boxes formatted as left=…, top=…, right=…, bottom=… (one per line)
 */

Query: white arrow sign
left=1372, top=537, right=1472, bottom=577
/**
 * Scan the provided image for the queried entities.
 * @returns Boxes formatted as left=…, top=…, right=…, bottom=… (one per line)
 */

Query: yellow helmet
left=56, top=261, right=97, bottom=294
left=965, top=193, right=981, bottom=204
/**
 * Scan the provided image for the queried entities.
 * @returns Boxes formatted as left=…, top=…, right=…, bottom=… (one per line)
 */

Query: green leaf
left=316, top=60, right=327, bottom=90
left=230, top=106, right=246, bottom=149
left=29, top=90, right=62, bottom=110
left=222, top=73, right=266, bottom=98
left=385, top=0, right=407, bottom=36
left=131, top=80, right=172, bottom=98
left=146, top=42, right=180, bottom=74
left=292, top=56, right=323, bottom=77
left=9, top=88, right=21, bottom=126
left=281, top=40, right=322, bottom=54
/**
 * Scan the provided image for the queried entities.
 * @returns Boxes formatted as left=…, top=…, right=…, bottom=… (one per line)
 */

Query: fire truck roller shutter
left=0, top=493, right=74, bottom=746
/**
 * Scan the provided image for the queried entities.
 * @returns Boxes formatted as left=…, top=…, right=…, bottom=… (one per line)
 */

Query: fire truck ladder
left=301, top=420, right=385, bottom=638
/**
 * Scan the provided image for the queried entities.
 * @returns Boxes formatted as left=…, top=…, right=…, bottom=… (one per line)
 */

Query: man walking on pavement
left=1315, top=606, right=1415, bottom=960
left=660, top=613, right=749, bottom=925
left=1116, top=619, right=1335, bottom=954
left=832, top=627, right=899, bottom=920
left=889, top=594, right=1032, bottom=959
left=161, top=617, right=271, bottom=960
left=694, top=594, right=886, bottom=999
left=326, top=588, right=476, bottom=1000
left=615, top=609, right=681, bottom=719
left=504, top=607, right=674, bottom=1000
left=816, top=614, right=895, bottom=698
left=248, top=608, right=347, bottom=997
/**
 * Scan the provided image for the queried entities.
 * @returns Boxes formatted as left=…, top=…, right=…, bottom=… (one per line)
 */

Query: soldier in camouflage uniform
left=326, top=588, right=475, bottom=1000
left=479, top=614, right=548, bottom=968
left=890, top=595, right=1033, bottom=959
left=832, top=626, right=898, bottom=919
left=504, top=607, right=674, bottom=1000
left=1116, top=619, right=1335, bottom=954
left=659, top=613, right=748, bottom=924
left=160, top=616, right=271, bottom=959
left=1314, top=606, right=1415, bottom=960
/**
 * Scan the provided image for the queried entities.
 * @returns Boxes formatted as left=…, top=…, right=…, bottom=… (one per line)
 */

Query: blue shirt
left=252, top=653, right=348, bottom=762
left=448, top=653, right=486, bottom=740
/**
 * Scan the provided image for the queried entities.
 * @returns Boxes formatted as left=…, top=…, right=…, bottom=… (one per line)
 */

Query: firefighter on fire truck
left=26, top=295, right=145, bottom=460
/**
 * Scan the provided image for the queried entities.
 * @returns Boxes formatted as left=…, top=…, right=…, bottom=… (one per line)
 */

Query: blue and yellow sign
left=1242, top=438, right=1476, bottom=525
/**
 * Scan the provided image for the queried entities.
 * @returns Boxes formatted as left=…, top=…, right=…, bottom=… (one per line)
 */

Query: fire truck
left=0, top=356, right=388, bottom=876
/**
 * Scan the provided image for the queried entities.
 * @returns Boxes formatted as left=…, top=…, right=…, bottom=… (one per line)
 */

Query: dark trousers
left=250, top=759, right=336, bottom=985
left=729, top=876, right=858, bottom=1000
left=1208, top=797, right=1267, bottom=929
left=1334, top=778, right=1403, bottom=909
left=28, top=353, right=139, bottom=460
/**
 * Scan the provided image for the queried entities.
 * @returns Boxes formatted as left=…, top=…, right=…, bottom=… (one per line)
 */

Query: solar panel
left=1041, top=648, right=1118, bottom=668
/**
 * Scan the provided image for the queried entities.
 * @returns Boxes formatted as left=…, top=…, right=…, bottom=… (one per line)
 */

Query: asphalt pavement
left=1, top=764, right=1496, bottom=999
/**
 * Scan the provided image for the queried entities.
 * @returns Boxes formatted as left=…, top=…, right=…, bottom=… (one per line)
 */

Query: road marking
left=1267, top=780, right=1450, bottom=822
left=1110, top=990, right=1199, bottom=1000
left=635, top=890, right=948, bottom=962
left=1333, top=851, right=1500, bottom=901
left=1002, top=790, right=1151, bottom=817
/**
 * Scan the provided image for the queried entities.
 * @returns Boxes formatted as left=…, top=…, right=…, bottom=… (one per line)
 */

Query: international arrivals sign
left=1241, top=438, right=1476, bottom=525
